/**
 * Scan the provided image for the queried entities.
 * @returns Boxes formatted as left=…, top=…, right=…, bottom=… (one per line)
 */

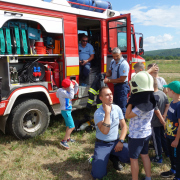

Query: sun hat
left=62, top=79, right=71, bottom=88
left=163, top=81, right=180, bottom=94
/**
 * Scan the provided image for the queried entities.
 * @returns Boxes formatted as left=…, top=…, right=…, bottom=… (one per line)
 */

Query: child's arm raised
left=125, top=104, right=137, bottom=119
left=72, top=80, right=79, bottom=94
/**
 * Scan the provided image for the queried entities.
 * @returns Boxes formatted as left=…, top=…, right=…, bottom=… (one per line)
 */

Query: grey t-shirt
left=157, top=77, right=167, bottom=91
left=151, top=90, right=169, bottom=127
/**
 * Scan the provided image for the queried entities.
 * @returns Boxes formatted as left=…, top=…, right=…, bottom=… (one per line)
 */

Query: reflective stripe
left=87, top=99, right=94, bottom=104
left=97, top=90, right=99, bottom=95
left=97, top=103, right=102, bottom=108
left=66, top=57, right=79, bottom=66
left=132, top=58, right=145, bottom=63
left=67, top=66, right=79, bottom=76
left=104, top=56, right=107, bottom=64
left=89, top=88, right=97, bottom=95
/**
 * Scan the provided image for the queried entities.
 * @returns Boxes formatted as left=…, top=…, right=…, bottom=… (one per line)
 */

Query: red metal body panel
left=101, top=20, right=107, bottom=72
left=49, top=92, right=59, bottom=104
left=63, top=14, right=79, bottom=57
left=0, top=100, right=9, bottom=116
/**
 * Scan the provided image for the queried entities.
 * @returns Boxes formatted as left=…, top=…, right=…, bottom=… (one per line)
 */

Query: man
left=104, top=47, right=130, bottom=117
left=79, top=35, right=95, bottom=80
left=91, top=87, right=130, bottom=179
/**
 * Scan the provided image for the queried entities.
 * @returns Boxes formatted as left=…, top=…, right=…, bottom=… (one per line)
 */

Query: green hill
left=145, top=48, right=180, bottom=57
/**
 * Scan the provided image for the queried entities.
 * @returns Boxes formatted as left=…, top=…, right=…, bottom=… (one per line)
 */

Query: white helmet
left=130, top=71, right=154, bottom=94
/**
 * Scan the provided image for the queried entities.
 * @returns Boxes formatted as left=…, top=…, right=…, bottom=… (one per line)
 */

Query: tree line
left=142, top=55, right=180, bottom=61
left=143, top=48, right=180, bottom=60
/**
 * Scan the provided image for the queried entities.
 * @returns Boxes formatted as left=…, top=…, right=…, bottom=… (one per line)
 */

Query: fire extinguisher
left=52, top=61, right=60, bottom=88
left=45, top=65, right=53, bottom=91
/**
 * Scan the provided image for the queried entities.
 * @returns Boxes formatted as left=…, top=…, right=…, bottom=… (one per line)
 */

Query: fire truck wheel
left=8, top=99, right=50, bottom=139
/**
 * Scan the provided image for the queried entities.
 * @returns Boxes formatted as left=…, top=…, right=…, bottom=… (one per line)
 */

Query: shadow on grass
left=42, top=157, right=133, bottom=180
left=42, top=158, right=93, bottom=180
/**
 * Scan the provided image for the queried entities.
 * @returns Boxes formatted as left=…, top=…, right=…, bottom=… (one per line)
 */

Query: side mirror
left=139, top=37, right=143, bottom=49
left=139, top=48, right=144, bottom=55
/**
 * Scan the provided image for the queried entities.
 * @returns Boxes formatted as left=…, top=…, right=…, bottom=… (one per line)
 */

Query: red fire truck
left=0, top=0, right=145, bottom=139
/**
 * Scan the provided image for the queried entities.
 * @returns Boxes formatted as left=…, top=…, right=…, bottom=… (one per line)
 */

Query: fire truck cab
left=0, top=0, right=144, bottom=139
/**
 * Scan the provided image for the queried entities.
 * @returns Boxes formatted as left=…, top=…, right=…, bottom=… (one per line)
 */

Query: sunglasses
left=82, top=40, right=88, bottom=42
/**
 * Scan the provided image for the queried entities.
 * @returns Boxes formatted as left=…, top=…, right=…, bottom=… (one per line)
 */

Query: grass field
left=0, top=60, right=179, bottom=180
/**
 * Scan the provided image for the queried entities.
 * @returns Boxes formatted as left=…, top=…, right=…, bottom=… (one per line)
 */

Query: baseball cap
left=62, top=79, right=71, bottom=88
left=163, top=81, right=180, bottom=94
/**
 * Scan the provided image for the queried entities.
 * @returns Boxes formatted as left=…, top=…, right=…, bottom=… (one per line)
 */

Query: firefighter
left=103, top=47, right=130, bottom=117
left=87, top=74, right=124, bottom=171
left=86, top=73, right=106, bottom=109
left=79, top=35, right=95, bottom=81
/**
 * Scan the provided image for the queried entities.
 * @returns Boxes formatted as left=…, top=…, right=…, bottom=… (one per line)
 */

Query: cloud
left=120, top=5, right=180, bottom=28
left=144, top=34, right=173, bottom=44
left=144, top=34, right=174, bottom=51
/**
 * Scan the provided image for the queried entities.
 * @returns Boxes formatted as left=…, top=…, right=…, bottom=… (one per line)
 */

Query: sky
left=44, top=0, right=179, bottom=51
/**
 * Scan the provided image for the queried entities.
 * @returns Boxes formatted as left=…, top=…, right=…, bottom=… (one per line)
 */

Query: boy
left=160, top=81, right=180, bottom=180
left=133, top=62, right=158, bottom=74
left=147, top=63, right=168, bottom=94
left=151, top=77, right=169, bottom=163
left=56, top=78, right=79, bottom=149
left=133, top=62, right=145, bottom=73
left=126, top=71, right=157, bottom=180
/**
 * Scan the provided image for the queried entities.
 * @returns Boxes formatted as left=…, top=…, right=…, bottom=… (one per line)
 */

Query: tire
left=8, top=99, right=50, bottom=139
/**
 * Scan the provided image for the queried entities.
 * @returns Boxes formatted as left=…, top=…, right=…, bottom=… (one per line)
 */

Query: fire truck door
left=106, top=13, right=131, bottom=93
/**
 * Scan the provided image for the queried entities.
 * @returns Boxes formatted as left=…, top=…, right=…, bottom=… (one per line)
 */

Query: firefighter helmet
left=130, top=71, right=154, bottom=94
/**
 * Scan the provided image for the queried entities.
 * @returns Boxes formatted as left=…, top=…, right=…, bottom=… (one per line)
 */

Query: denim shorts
left=128, top=135, right=151, bottom=159
left=61, top=110, right=75, bottom=128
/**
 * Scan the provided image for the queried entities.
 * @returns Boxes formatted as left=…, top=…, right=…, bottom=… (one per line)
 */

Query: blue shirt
left=166, top=101, right=180, bottom=139
left=94, top=104, right=124, bottom=141
left=109, top=57, right=129, bottom=82
left=79, top=43, right=95, bottom=61
left=129, top=107, right=154, bottom=138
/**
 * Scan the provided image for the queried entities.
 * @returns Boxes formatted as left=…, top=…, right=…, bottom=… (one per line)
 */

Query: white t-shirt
left=129, top=106, right=154, bottom=138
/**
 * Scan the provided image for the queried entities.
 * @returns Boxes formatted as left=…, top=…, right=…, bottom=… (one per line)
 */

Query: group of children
left=56, top=62, right=180, bottom=180
left=127, top=62, right=180, bottom=180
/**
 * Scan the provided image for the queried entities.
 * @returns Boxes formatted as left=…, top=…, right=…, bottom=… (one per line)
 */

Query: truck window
left=117, top=26, right=127, bottom=51
left=108, top=18, right=127, bottom=52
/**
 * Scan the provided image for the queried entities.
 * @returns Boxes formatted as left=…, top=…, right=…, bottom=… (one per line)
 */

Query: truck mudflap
left=0, top=114, right=8, bottom=134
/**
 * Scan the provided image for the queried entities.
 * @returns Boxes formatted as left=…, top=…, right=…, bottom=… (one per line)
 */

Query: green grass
left=146, top=59, right=180, bottom=73
left=0, top=60, right=179, bottom=179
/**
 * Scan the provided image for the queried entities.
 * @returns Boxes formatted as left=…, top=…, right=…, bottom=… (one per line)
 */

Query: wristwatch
left=119, top=139, right=124, bottom=144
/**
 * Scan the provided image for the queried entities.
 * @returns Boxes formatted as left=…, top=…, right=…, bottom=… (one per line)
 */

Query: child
left=151, top=77, right=169, bottom=163
left=56, top=78, right=79, bottom=149
left=126, top=71, right=157, bottom=180
left=160, top=81, right=180, bottom=180
left=133, top=62, right=145, bottom=73
left=133, top=62, right=158, bottom=74
left=147, top=63, right=168, bottom=94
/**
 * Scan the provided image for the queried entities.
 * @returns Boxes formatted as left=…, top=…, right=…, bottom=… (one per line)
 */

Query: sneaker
left=161, top=170, right=175, bottom=178
left=109, top=154, right=123, bottom=171
left=60, top=140, right=69, bottom=149
left=150, top=156, right=163, bottom=163
left=67, top=138, right=76, bottom=143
